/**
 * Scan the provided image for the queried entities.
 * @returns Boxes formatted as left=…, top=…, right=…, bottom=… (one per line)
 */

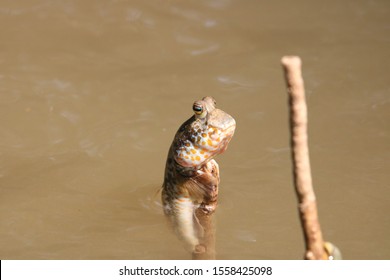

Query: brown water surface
left=0, top=0, right=389, bottom=259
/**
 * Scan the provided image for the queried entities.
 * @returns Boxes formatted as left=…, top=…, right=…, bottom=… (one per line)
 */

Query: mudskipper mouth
left=210, top=122, right=236, bottom=155
left=224, top=122, right=236, bottom=136
left=213, top=119, right=236, bottom=139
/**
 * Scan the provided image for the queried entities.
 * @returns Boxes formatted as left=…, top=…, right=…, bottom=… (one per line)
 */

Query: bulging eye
left=193, top=102, right=203, bottom=115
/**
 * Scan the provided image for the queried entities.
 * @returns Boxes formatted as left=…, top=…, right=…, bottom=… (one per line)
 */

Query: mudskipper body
left=162, top=96, right=236, bottom=252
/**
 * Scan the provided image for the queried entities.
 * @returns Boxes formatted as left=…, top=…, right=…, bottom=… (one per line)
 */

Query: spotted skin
left=162, top=96, right=236, bottom=251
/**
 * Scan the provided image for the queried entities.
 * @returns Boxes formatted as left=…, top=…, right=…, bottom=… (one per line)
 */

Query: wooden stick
left=281, top=56, right=327, bottom=260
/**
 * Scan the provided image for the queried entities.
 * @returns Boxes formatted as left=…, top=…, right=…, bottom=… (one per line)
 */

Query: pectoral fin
left=193, top=211, right=205, bottom=238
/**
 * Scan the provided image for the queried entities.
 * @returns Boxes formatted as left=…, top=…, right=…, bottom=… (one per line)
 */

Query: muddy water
left=0, top=0, right=389, bottom=260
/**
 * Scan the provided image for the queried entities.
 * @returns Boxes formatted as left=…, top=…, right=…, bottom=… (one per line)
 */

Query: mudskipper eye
left=193, top=103, right=203, bottom=115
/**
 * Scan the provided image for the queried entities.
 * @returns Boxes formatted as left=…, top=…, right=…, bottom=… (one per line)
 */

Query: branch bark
left=281, top=56, right=327, bottom=260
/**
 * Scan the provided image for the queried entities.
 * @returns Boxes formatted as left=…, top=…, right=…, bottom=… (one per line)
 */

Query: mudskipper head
left=174, top=96, right=236, bottom=168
